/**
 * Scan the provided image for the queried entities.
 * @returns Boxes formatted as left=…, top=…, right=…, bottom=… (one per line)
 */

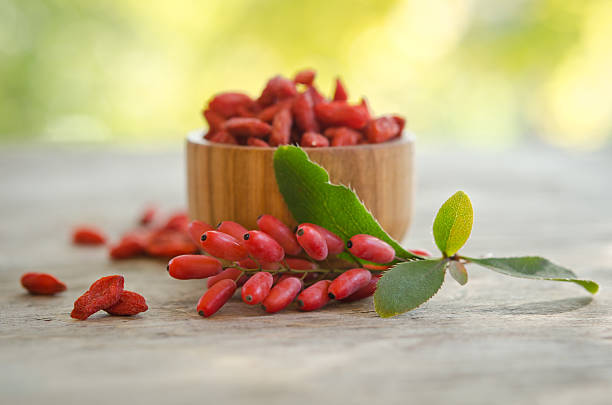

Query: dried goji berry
left=72, top=226, right=107, bottom=245
left=21, top=272, right=67, bottom=295
left=224, top=117, right=272, bottom=138
left=257, top=214, right=302, bottom=256
left=269, top=107, right=292, bottom=146
left=139, top=206, right=157, bottom=226
left=365, top=116, right=400, bottom=143
left=325, top=127, right=363, bottom=146
left=314, top=101, right=369, bottom=129
left=203, top=108, right=226, bottom=133
left=262, top=276, right=302, bottom=313
left=71, top=275, right=124, bottom=320
left=241, top=271, right=273, bottom=305
left=208, top=130, right=238, bottom=144
left=257, top=75, right=297, bottom=107
left=333, top=78, right=348, bottom=102
left=340, top=273, right=381, bottom=302
left=347, top=234, right=395, bottom=263
left=306, top=85, right=326, bottom=105
left=209, top=92, right=255, bottom=118
left=197, top=278, right=237, bottom=317
left=247, top=138, right=270, bottom=147
left=293, top=69, right=316, bottom=86
left=301, top=132, right=329, bottom=147
left=104, top=290, right=148, bottom=316
left=328, top=268, right=372, bottom=300
left=257, top=99, right=293, bottom=122
left=243, top=230, right=285, bottom=263
left=207, top=267, right=243, bottom=288
left=201, top=231, right=248, bottom=261
left=297, top=280, right=331, bottom=311
left=163, top=212, right=189, bottom=232
left=292, top=91, right=320, bottom=133
left=392, top=115, right=406, bottom=134
left=187, top=220, right=214, bottom=247
left=167, top=254, right=223, bottom=280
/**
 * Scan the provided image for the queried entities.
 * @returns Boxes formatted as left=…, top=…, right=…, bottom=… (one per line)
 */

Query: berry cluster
left=202, top=69, right=405, bottom=147
left=168, top=214, right=429, bottom=317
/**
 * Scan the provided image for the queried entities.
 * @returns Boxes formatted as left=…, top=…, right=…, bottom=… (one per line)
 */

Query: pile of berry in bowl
left=202, top=69, right=406, bottom=147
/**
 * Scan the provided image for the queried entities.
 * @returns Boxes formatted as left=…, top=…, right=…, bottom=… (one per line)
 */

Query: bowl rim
left=187, top=128, right=415, bottom=150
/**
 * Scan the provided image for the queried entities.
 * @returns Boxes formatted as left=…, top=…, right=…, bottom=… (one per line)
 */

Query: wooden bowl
left=186, top=130, right=415, bottom=240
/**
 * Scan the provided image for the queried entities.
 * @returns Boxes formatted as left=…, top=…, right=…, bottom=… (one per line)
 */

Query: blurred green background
left=1, top=0, right=611, bottom=149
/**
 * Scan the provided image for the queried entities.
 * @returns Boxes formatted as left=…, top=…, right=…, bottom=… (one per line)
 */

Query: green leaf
left=467, top=256, right=599, bottom=294
left=448, top=261, right=468, bottom=285
left=433, top=191, right=473, bottom=257
left=273, top=145, right=418, bottom=260
left=374, top=259, right=447, bottom=317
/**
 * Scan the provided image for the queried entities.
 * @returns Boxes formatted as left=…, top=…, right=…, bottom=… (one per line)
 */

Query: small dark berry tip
left=216, top=222, right=222, bottom=228
left=245, top=295, right=252, bottom=302
left=297, top=300, right=304, bottom=308
left=257, top=214, right=263, bottom=220
left=243, top=233, right=250, bottom=240
left=166, top=264, right=170, bottom=272
left=201, top=234, right=207, bottom=241
left=346, top=240, right=353, bottom=249
left=198, top=310, right=205, bottom=317
left=328, top=292, right=335, bottom=299
left=297, top=228, right=304, bottom=236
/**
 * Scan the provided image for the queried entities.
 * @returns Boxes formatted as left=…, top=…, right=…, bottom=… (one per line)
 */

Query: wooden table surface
left=1, top=144, right=611, bottom=405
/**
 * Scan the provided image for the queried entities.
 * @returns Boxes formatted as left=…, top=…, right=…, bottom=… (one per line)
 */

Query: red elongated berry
left=296, top=224, right=328, bottom=260
left=203, top=108, right=226, bottom=133
left=257, top=99, right=293, bottom=122
left=306, top=85, right=325, bottom=105
left=71, top=275, right=124, bottom=320
left=300, top=223, right=344, bottom=255
left=257, top=214, right=302, bottom=256
left=207, top=267, right=242, bottom=288
left=163, top=212, right=189, bottom=232
left=301, top=132, right=329, bottom=147
left=109, top=231, right=149, bottom=260
left=285, top=257, right=318, bottom=270
left=347, top=234, right=395, bottom=263
left=237, top=258, right=280, bottom=270
left=392, top=115, right=406, bottom=134
left=340, top=273, right=381, bottom=302
left=247, top=137, right=270, bottom=147
left=188, top=220, right=214, bottom=246
left=224, top=117, right=272, bottom=138
left=331, top=127, right=362, bottom=146
left=269, top=107, right=292, bottom=146
left=294, top=69, right=316, bottom=85
left=139, top=206, right=156, bottom=226
left=241, top=272, right=274, bottom=305
left=72, top=226, right=106, bottom=245
left=257, top=75, right=297, bottom=107
left=209, top=92, right=255, bottom=118
left=297, top=280, right=331, bottom=311
left=328, top=268, right=372, bottom=300
left=146, top=229, right=198, bottom=258
left=200, top=231, right=248, bottom=261
left=243, top=230, right=285, bottom=263
left=104, top=290, right=148, bottom=316
left=262, top=276, right=302, bottom=313
left=314, top=101, right=369, bottom=129
left=408, top=249, right=432, bottom=257
left=167, top=255, right=222, bottom=280
left=197, top=279, right=236, bottom=317
left=333, top=78, right=348, bottom=101
left=292, top=91, right=320, bottom=133
left=217, top=221, right=248, bottom=242
left=21, top=272, right=67, bottom=295
left=365, top=116, right=400, bottom=143
left=209, top=130, right=238, bottom=144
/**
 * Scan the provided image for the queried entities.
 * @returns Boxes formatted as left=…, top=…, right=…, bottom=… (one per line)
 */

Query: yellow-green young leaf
left=273, top=145, right=419, bottom=260
left=448, top=261, right=468, bottom=285
left=467, top=256, right=599, bottom=294
left=433, top=191, right=473, bottom=257
left=374, top=259, right=447, bottom=318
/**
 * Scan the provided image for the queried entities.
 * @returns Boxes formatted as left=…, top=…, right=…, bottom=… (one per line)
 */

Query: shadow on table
left=491, top=296, right=593, bottom=315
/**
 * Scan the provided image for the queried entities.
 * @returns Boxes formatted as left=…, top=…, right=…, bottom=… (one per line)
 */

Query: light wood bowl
left=186, top=130, right=415, bottom=240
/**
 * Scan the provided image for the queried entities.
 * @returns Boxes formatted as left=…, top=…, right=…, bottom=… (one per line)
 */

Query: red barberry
left=285, top=257, right=318, bottom=270
left=347, top=234, right=395, bottom=263
left=200, top=231, right=248, bottom=261
left=300, top=223, right=344, bottom=255
left=207, top=267, right=243, bottom=288
left=197, top=279, right=237, bottom=317
left=340, top=273, right=381, bottom=302
left=257, top=214, right=302, bottom=256
left=262, top=276, right=302, bottom=313
left=296, top=224, right=328, bottom=260
left=217, top=221, right=248, bottom=242
left=187, top=220, right=214, bottom=247
left=243, top=230, right=285, bottom=263
left=297, top=280, right=331, bottom=311
left=241, top=272, right=274, bottom=305
left=167, top=255, right=223, bottom=280
left=328, top=268, right=372, bottom=300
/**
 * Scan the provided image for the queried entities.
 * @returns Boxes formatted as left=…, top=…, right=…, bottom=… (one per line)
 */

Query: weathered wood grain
left=0, top=145, right=611, bottom=405
left=186, top=130, right=414, bottom=239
